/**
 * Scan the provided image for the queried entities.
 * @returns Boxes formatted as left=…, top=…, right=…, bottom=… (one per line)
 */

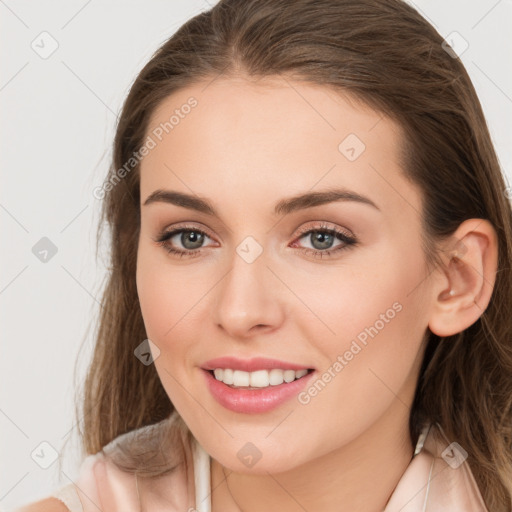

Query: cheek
left=293, top=241, right=429, bottom=355
left=136, top=244, right=203, bottom=339
left=135, top=244, right=215, bottom=390
left=136, top=248, right=195, bottom=408
left=136, top=254, right=170, bottom=339
left=292, top=244, right=430, bottom=440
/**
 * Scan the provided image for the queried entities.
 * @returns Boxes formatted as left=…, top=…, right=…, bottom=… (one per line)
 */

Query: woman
left=17, top=0, right=512, bottom=510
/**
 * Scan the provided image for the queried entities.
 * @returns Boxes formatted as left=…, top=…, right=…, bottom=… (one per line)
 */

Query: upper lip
left=201, top=356, right=312, bottom=372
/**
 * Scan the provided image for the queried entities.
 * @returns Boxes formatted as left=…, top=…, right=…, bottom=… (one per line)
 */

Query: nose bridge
left=213, top=237, right=284, bottom=337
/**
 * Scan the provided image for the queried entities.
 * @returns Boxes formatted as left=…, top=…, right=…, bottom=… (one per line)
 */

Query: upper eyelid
left=162, top=217, right=352, bottom=231
left=295, top=221, right=354, bottom=238
left=160, top=222, right=216, bottom=239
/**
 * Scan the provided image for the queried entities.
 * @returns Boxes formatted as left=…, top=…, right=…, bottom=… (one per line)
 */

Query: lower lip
left=202, top=369, right=315, bottom=414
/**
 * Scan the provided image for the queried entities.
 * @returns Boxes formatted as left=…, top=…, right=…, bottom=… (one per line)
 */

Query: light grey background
left=1, top=0, right=511, bottom=509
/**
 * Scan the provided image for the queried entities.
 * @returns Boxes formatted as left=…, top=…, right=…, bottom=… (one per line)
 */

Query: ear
left=428, top=219, right=498, bottom=337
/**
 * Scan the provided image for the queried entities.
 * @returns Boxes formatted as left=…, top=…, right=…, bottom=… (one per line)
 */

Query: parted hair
left=73, top=1, right=512, bottom=509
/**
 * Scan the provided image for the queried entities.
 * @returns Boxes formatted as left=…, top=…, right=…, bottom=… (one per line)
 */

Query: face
left=136, top=76, right=434, bottom=473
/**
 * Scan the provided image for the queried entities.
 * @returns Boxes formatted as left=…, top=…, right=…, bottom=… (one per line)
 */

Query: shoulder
left=12, top=453, right=105, bottom=512
left=15, top=413, right=193, bottom=512
left=12, top=497, right=70, bottom=512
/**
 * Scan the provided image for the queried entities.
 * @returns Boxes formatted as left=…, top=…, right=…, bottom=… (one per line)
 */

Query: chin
left=205, top=435, right=311, bottom=475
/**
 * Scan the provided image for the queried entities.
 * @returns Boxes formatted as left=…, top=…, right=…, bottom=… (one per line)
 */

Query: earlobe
left=428, top=219, right=498, bottom=337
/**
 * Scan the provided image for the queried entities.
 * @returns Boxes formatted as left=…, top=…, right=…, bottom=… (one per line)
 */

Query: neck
left=210, top=403, right=415, bottom=512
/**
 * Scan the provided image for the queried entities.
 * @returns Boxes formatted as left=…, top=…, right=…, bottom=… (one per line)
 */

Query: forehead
left=139, top=75, right=421, bottom=220
left=146, top=76, right=397, bottom=156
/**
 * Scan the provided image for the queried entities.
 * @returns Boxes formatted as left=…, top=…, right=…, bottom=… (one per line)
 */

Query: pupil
left=182, top=231, right=204, bottom=249
left=311, top=231, right=333, bottom=250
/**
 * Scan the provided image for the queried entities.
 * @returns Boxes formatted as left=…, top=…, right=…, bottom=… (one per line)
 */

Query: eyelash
left=154, top=222, right=358, bottom=260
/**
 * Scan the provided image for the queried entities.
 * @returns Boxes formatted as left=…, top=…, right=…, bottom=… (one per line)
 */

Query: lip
left=201, top=356, right=312, bottom=372
left=202, top=367, right=316, bottom=414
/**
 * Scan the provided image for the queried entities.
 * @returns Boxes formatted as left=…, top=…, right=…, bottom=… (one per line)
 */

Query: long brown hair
left=74, top=0, right=512, bottom=509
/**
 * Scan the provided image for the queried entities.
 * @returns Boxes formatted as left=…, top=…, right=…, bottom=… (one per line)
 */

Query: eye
left=154, top=221, right=357, bottom=259
left=154, top=225, right=216, bottom=258
left=290, top=222, right=357, bottom=258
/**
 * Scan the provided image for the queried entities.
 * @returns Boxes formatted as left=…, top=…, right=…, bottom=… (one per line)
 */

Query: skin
left=135, top=75, right=498, bottom=511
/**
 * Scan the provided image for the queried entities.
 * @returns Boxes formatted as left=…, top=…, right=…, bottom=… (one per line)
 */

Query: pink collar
left=384, top=423, right=487, bottom=511
left=191, top=423, right=489, bottom=511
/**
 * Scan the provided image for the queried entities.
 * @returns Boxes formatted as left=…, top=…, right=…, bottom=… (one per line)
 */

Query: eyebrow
left=142, top=187, right=380, bottom=216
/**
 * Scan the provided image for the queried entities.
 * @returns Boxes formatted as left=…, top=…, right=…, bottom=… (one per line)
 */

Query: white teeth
left=212, top=368, right=310, bottom=388
left=283, top=369, right=296, bottom=383
left=223, top=368, right=234, bottom=385
left=269, top=368, right=284, bottom=385
left=250, top=370, right=269, bottom=388
left=233, top=370, right=250, bottom=387
left=295, top=369, right=308, bottom=378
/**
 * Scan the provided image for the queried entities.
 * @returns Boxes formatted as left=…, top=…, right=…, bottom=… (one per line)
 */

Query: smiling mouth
left=208, top=368, right=314, bottom=389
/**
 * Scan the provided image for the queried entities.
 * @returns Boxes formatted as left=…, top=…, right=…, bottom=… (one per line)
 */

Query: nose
left=213, top=246, right=286, bottom=339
